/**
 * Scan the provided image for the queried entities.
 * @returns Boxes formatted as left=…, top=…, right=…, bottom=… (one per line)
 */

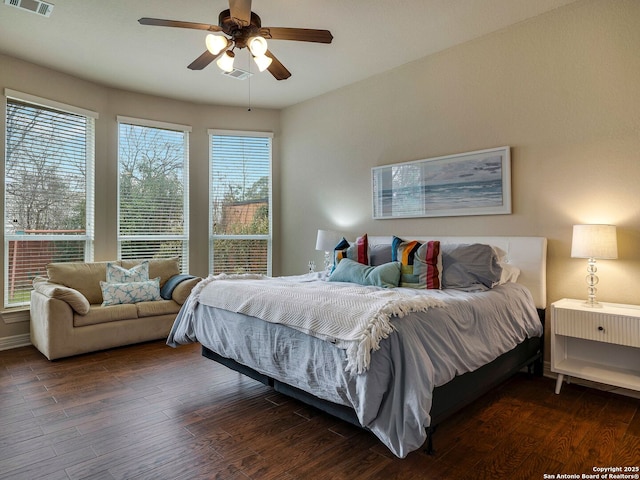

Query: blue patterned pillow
left=106, top=261, right=149, bottom=283
left=100, top=277, right=161, bottom=306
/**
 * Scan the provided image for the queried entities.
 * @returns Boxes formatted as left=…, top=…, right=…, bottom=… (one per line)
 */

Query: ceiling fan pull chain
left=247, top=61, right=252, bottom=112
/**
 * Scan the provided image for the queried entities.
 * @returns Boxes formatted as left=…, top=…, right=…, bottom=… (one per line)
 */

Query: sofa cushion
left=47, top=261, right=116, bottom=304
left=100, top=278, right=162, bottom=306
left=106, top=261, right=149, bottom=283
left=74, top=304, right=138, bottom=327
left=32, top=281, right=91, bottom=315
left=121, top=257, right=180, bottom=288
left=136, top=299, right=181, bottom=318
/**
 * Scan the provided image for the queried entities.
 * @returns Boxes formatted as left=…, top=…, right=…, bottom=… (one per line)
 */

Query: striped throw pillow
left=333, top=234, right=369, bottom=271
left=391, top=236, right=441, bottom=289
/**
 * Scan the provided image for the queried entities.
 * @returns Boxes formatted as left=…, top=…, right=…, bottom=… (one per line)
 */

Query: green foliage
left=118, top=124, right=185, bottom=235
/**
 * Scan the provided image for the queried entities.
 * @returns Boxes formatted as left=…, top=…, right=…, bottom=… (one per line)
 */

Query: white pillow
left=106, top=261, right=149, bottom=283
left=496, top=263, right=521, bottom=285
left=100, top=277, right=161, bottom=306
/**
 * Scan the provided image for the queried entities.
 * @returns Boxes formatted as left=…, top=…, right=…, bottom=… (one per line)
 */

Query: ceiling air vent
left=4, top=0, right=54, bottom=17
left=221, top=68, right=253, bottom=80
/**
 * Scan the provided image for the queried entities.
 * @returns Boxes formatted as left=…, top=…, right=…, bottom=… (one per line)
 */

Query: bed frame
left=201, top=236, right=548, bottom=454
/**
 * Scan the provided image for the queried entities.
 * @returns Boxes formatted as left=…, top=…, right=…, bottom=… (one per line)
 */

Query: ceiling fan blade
left=138, top=17, right=222, bottom=32
left=262, top=27, right=333, bottom=44
left=265, top=50, right=291, bottom=80
left=188, top=50, right=221, bottom=70
left=228, top=0, right=252, bottom=26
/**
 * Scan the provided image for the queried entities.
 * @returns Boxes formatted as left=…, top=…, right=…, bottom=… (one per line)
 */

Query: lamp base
left=584, top=259, right=602, bottom=308
left=324, top=251, right=333, bottom=273
left=583, top=299, right=603, bottom=308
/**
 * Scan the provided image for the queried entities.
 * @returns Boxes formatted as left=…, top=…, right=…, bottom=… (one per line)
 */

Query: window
left=209, top=130, right=272, bottom=275
left=117, top=117, right=190, bottom=271
left=4, top=90, right=96, bottom=307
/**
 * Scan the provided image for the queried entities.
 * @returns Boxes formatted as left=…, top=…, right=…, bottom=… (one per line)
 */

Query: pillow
left=160, top=274, right=196, bottom=300
left=497, top=263, right=520, bottom=285
left=106, top=260, right=149, bottom=283
left=369, top=243, right=393, bottom=267
left=333, top=234, right=368, bottom=270
left=100, top=277, right=162, bottom=306
left=328, top=258, right=401, bottom=288
left=441, top=243, right=503, bottom=290
left=391, top=237, right=441, bottom=289
left=32, top=281, right=91, bottom=315
left=121, top=257, right=180, bottom=288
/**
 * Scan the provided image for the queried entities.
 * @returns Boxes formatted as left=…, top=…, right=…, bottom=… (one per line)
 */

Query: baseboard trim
left=0, top=333, right=31, bottom=351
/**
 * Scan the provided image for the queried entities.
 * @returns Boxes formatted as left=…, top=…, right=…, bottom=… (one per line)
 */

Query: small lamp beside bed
left=316, top=229, right=342, bottom=272
left=571, top=224, right=618, bottom=308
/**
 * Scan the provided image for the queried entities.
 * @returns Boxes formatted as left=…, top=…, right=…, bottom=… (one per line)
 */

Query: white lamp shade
left=205, top=34, right=228, bottom=55
left=253, top=54, right=273, bottom=72
left=248, top=36, right=268, bottom=57
left=571, top=224, right=618, bottom=259
left=216, top=50, right=235, bottom=72
left=315, top=229, right=341, bottom=251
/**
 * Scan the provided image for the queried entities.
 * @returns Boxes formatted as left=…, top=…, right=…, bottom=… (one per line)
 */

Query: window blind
left=117, top=120, right=189, bottom=271
left=4, top=97, right=95, bottom=307
left=209, top=131, right=272, bottom=275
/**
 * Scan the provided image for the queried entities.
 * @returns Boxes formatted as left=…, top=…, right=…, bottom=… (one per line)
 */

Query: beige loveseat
left=30, top=258, right=200, bottom=360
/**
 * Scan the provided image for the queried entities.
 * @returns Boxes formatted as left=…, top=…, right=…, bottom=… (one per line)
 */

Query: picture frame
left=371, top=146, right=511, bottom=219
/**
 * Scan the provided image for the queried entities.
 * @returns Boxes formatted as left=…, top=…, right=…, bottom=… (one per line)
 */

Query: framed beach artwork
left=371, top=146, right=511, bottom=219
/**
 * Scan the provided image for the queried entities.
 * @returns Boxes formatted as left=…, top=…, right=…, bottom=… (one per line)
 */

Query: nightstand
left=551, top=298, right=640, bottom=394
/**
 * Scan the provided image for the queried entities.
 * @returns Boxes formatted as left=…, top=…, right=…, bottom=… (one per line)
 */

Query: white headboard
left=367, top=236, right=548, bottom=309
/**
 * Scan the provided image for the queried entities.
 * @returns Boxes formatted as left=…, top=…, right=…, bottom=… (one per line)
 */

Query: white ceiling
left=0, top=0, right=577, bottom=110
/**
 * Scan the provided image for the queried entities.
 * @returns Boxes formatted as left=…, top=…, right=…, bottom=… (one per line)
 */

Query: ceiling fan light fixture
left=248, top=36, right=268, bottom=57
left=205, top=34, right=229, bottom=55
left=216, top=50, right=235, bottom=72
left=253, top=54, right=273, bottom=72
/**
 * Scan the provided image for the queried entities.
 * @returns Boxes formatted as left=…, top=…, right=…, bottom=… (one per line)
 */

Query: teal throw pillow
left=328, top=258, right=401, bottom=288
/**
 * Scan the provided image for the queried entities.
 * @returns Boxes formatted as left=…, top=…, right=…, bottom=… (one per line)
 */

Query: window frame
left=3, top=89, right=97, bottom=308
left=208, top=129, right=273, bottom=276
left=116, top=116, right=191, bottom=272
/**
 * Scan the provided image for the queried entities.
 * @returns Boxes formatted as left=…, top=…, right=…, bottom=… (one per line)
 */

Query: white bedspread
left=188, top=274, right=445, bottom=374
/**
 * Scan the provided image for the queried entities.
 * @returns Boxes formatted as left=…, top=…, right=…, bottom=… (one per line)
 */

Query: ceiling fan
left=138, top=0, right=333, bottom=80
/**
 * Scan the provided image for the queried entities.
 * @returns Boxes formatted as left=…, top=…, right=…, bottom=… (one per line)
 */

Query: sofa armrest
left=170, top=276, right=202, bottom=305
left=32, top=281, right=91, bottom=315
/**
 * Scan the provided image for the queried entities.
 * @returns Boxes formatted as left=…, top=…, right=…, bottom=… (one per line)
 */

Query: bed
left=167, top=235, right=547, bottom=458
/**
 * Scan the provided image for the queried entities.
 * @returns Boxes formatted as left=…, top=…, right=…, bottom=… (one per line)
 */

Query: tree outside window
left=4, top=98, right=94, bottom=307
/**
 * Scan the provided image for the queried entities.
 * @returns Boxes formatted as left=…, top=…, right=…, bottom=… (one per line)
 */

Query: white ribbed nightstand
left=551, top=298, right=640, bottom=394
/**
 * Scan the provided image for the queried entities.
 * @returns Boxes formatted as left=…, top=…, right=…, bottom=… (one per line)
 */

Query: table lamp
left=571, top=224, right=617, bottom=308
left=315, top=229, right=341, bottom=272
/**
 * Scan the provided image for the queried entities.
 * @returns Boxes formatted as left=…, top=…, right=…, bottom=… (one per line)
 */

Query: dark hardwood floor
left=1, top=341, right=638, bottom=480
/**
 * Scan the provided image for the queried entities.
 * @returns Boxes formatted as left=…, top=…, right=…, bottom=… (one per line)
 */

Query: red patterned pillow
left=391, top=236, right=441, bottom=289
left=333, top=234, right=369, bottom=269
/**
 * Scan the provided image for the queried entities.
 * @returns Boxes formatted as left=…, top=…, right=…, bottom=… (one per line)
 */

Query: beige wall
left=0, top=53, right=281, bottom=341
left=280, top=0, right=640, bottom=314
left=2, top=0, right=639, bottom=348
